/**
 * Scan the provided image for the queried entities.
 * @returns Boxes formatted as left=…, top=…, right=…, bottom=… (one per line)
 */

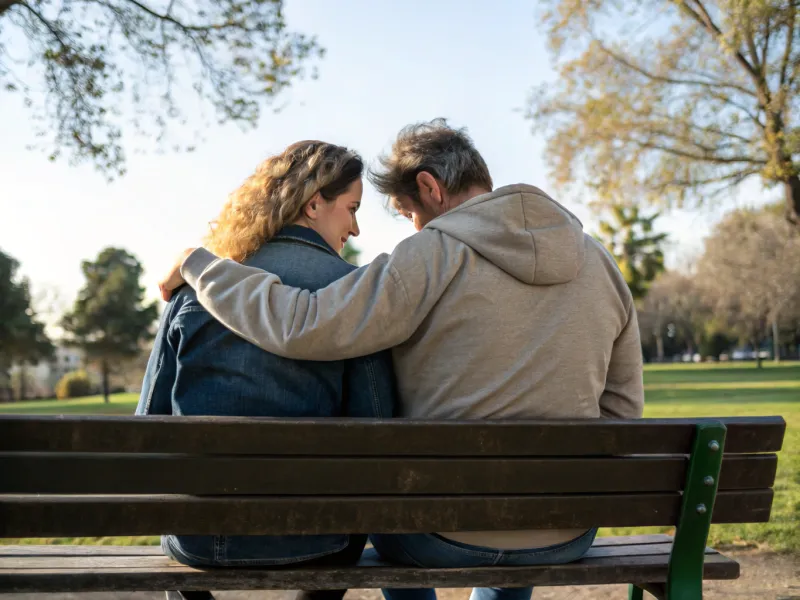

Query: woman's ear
left=303, top=192, right=322, bottom=221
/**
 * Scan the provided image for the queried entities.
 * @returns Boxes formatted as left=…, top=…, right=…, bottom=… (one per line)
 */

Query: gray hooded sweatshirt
left=182, top=184, right=644, bottom=549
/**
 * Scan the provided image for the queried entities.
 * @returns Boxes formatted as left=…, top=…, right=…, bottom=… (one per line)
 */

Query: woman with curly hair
left=136, top=141, right=396, bottom=600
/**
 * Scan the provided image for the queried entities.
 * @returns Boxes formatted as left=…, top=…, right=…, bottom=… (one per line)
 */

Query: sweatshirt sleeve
left=599, top=300, right=645, bottom=419
left=180, top=231, right=465, bottom=360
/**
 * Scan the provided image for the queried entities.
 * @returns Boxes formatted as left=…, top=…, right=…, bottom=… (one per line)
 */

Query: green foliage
left=61, top=247, right=158, bottom=402
left=0, top=0, right=323, bottom=178
left=530, top=0, right=800, bottom=224
left=699, top=332, right=736, bottom=359
left=595, top=205, right=667, bottom=299
left=340, top=240, right=361, bottom=266
left=54, top=370, right=92, bottom=400
left=0, top=248, right=54, bottom=399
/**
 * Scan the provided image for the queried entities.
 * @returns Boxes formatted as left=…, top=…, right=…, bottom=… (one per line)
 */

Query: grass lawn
left=2, top=362, right=798, bottom=552
left=607, top=361, right=799, bottom=553
left=0, top=393, right=140, bottom=415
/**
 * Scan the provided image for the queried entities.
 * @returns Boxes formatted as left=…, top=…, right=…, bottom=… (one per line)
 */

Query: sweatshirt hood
left=425, top=184, right=586, bottom=285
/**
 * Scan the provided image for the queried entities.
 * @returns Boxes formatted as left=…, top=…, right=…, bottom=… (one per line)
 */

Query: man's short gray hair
left=368, top=118, right=493, bottom=209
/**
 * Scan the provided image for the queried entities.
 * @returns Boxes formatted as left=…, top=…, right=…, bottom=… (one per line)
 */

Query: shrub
left=55, top=370, right=92, bottom=400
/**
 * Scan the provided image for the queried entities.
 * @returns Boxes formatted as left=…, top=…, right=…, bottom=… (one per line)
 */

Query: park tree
left=654, top=271, right=710, bottom=355
left=595, top=205, right=667, bottom=300
left=62, top=247, right=158, bottom=401
left=0, top=0, right=322, bottom=177
left=530, top=0, right=800, bottom=225
left=9, top=311, right=53, bottom=400
left=696, top=208, right=800, bottom=365
left=0, top=249, right=53, bottom=401
left=637, top=286, right=671, bottom=362
left=640, top=270, right=711, bottom=361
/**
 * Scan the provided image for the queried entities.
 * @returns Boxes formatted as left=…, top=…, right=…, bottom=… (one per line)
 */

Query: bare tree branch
left=637, top=141, right=765, bottom=165
left=744, top=20, right=762, bottom=77
left=532, top=1, right=800, bottom=224
left=121, top=0, right=265, bottom=33
left=652, top=167, right=761, bottom=192
left=1, top=0, right=323, bottom=177
left=0, top=0, right=19, bottom=16
left=17, top=1, right=67, bottom=49
left=633, top=125, right=752, bottom=157
left=697, top=209, right=800, bottom=351
left=677, top=0, right=766, bottom=98
left=598, top=41, right=758, bottom=97
left=632, top=106, right=760, bottom=143
left=706, top=89, right=766, bottom=130
left=779, top=9, right=795, bottom=90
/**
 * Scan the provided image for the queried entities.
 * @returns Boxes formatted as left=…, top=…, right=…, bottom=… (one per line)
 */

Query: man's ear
left=415, top=171, right=444, bottom=209
left=303, top=192, right=322, bottom=220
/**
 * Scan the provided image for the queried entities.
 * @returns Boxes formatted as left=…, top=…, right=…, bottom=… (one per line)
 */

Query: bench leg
left=665, top=422, right=726, bottom=600
left=629, top=584, right=667, bottom=600
left=629, top=585, right=644, bottom=600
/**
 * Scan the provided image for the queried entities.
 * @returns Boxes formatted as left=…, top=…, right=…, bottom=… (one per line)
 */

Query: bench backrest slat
left=0, top=490, right=774, bottom=538
left=0, top=415, right=786, bottom=455
left=0, top=415, right=785, bottom=539
left=0, top=454, right=778, bottom=495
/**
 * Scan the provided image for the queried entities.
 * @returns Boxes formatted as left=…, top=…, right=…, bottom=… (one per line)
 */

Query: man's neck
left=447, top=186, right=492, bottom=210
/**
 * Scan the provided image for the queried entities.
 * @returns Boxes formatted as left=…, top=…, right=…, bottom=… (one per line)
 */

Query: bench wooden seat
left=0, top=535, right=739, bottom=593
left=0, top=415, right=786, bottom=598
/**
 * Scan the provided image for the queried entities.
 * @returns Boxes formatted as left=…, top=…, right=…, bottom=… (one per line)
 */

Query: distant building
left=9, top=346, right=101, bottom=399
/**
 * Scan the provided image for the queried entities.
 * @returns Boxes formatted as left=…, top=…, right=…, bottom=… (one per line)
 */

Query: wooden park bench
left=0, top=414, right=786, bottom=599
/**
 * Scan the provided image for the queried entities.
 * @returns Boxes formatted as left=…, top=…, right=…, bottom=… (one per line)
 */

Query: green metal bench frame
left=629, top=421, right=726, bottom=600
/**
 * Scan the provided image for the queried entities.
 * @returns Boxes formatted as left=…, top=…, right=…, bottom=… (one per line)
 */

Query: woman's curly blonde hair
left=205, top=140, right=363, bottom=263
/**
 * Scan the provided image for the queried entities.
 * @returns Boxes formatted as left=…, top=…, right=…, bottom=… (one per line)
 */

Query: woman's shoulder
left=246, top=241, right=356, bottom=291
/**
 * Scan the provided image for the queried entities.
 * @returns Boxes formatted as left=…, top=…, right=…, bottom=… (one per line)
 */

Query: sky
left=0, top=0, right=771, bottom=333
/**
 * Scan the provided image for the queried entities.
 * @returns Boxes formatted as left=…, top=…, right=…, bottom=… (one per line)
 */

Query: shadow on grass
left=645, top=388, right=799, bottom=404
left=644, top=364, right=800, bottom=386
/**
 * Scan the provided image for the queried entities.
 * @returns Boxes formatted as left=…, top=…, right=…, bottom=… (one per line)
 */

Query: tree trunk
left=102, top=359, right=110, bottom=403
left=753, top=338, right=763, bottom=369
left=782, top=177, right=800, bottom=225
left=1, top=369, right=10, bottom=402
left=772, top=317, right=781, bottom=363
left=1, top=363, right=12, bottom=402
left=655, top=333, right=665, bottom=362
left=18, top=365, right=26, bottom=401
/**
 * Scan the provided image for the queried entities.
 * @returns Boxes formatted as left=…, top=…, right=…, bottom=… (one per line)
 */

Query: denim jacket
left=136, top=225, right=397, bottom=566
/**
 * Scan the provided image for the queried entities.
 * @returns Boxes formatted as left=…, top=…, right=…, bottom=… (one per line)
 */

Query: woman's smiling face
left=311, top=178, right=363, bottom=252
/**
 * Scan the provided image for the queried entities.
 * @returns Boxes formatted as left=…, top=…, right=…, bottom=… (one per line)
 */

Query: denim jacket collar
left=273, top=224, right=340, bottom=258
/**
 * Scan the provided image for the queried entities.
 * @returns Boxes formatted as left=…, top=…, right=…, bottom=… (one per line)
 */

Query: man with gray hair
left=159, top=118, right=644, bottom=600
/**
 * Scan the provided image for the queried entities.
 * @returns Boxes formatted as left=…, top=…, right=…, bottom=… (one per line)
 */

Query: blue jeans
left=370, top=529, right=598, bottom=600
